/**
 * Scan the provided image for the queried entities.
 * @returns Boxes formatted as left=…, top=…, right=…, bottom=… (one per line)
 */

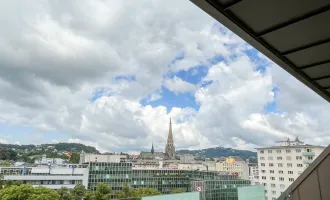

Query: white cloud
left=0, top=139, right=8, bottom=144
left=164, top=76, right=197, bottom=94
left=146, top=92, right=162, bottom=103
left=0, top=0, right=329, bottom=152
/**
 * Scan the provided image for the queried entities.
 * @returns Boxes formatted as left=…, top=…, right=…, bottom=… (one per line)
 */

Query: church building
left=138, top=118, right=176, bottom=160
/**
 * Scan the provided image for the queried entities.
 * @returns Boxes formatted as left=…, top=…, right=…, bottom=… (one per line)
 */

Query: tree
left=70, top=152, right=80, bottom=164
left=94, top=183, right=112, bottom=200
left=84, top=191, right=97, bottom=200
left=58, top=187, right=74, bottom=200
left=0, top=174, right=4, bottom=190
left=1, top=162, right=10, bottom=167
left=28, top=186, right=60, bottom=200
left=0, top=184, right=60, bottom=200
left=117, top=186, right=161, bottom=200
left=71, top=184, right=86, bottom=200
left=171, top=188, right=185, bottom=194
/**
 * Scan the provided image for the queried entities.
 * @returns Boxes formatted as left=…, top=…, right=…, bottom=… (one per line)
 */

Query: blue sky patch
left=141, top=86, right=199, bottom=111
left=114, top=75, right=136, bottom=82
left=264, top=87, right=283, bottom=114
left=0, top=123, right=69, bottom=145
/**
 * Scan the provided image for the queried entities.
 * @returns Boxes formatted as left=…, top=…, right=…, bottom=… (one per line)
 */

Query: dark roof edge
left=189, top=0, right=330, bottom=103
left=277, top=144, right=330, bottom=200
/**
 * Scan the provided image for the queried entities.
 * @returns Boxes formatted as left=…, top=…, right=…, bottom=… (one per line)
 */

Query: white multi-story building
left=34, top=154, right=65, bottom=165
left=248, top=163, right=259, bottom=185
left=215, top=157, right=249, bottom=179
left=0, top=164, right=89, bottom=189
left=256, top=138, right=325, bottom=200
left=79, top=151, right=127, bottom=164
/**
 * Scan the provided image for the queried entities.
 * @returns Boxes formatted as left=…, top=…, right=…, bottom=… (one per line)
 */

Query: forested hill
left=176, top=146, right=257, bottom=162
left=0, top=142, right=98, bottom=153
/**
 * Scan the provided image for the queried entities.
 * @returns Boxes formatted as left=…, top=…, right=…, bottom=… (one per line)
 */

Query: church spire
left=151, top=142, right=154, bottom=154
left=165, top=117, right=175, bottom=159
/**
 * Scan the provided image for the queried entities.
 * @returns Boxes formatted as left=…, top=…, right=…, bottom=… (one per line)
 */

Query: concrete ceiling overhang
left=190, top=0, right=330, bottom=103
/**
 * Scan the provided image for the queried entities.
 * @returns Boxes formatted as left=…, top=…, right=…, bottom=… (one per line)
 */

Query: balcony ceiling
left=190, top=0, right=330, bottom=103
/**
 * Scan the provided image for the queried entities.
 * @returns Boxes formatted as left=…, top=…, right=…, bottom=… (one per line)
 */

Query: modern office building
left=190, top=178, right=264, bottom=200
left=0, top=164, right=89, bottom=189
left=87, top=161, right=263, bottom=199
left=88, top=162, right=132, bottom=191
left=256, top=138, right=325, bottom=200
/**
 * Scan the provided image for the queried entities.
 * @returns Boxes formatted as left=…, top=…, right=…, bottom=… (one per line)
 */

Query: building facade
left=256, top=138, right=325, bottom=200
left=79, top=152, right=127, bottom=164
left=215, top=158, right=249, bottom=180
left=0, top=164, right=89, bottom=189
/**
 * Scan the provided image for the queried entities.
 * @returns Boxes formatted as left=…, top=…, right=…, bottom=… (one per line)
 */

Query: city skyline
left=0, top=0, right=330, bottom=153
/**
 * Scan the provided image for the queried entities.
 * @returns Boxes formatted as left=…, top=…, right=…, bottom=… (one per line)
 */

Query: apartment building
left=256, top=138, right=325, bottom=200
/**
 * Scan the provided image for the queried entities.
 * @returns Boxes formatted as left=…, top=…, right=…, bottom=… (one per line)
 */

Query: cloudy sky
left=0, top=0, right=329, bottom=153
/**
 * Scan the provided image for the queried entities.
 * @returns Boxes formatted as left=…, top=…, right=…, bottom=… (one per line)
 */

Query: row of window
left=260, top=149, right=311, bottom=154
left=260, top=170, right=294, bottom=174
left=263, top=183, right=286, bottom=189
left=261, top=176, right=294, bottom=182
left=260, top=156, right=303, bottom=160
left=260, top=163, right=304, bottom=167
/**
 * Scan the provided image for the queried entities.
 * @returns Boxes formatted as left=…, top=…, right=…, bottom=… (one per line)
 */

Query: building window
left=271, top=184, right=276, bottom=188
left=261, top=163, right=265, bottom=166
left=308, top=156, right=313, bottom=160
left=289, top=178, right=294, bottom=182
left=270, top=177, right=275, bottom=180
left=288, top=171, right=293, bottom=174
left=269, top=163, right=274, bottom=167
left=296, top=149, right=301, bottom=153
left=297, top=164, right=303, bottom=167
left=260, top=157, right=265, bottom=160
left=296, top=156, right=302, bottom=160
left=277, top=156, right=282, bottom=160
left=280, top=184, right=285, bottom=189
left=279, top=170, right=283, bottom=174
left=262, top=176, right=266, bottom=180
left=287, top=163, right=292, bottom=167
left=263, top=183, right=267, bottom=186
left=260, top=150, right=264, bottom=154
left=286, top=156, right=291, bottom=160
left=270, top=170, right=274, bottom=174
left=279, top=177, right=284, bottom=181
left=272, top=191, right=276, bottom=195
left=268, top=156, right=273, bottom=160
left=268, top=150, right=272, bottom=153
left=276, top=150, right=281, bottom=153
left=261, top=170, right=266, bottom=173
left=286, top=149, right=291, bottom=153
left=307, top=149, right=312, bottom=152
left=278, top=163, right=283, bottom=167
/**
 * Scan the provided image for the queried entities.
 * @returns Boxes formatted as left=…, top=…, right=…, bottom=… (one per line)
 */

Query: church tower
left=165, top=118, right=175, bottom=159
left=151, top=143, right=154, bottom=154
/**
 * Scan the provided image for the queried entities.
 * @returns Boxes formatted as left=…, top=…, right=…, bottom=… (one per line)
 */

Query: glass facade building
left=142, top=192, right=201, bottom=200
left=88, top=162, right=132, bottom=191
left=191, top=178, right=253, bottom=200
left=88, top=163, right=263, bottom=200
